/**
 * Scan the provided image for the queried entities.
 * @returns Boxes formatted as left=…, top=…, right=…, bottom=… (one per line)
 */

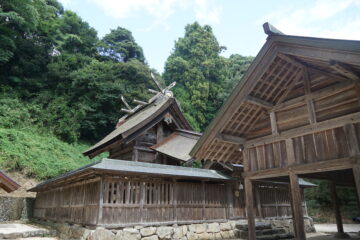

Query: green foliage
left=163, top=22, right=227, bottom=131
left=305, top=179, right=359, bottom=222
left=221, top=54, right=254, bottom=99
left=70, top=59, right=154, bottom=140
left=0, top=128, right=94, bottom=180
left=99, top=27, right=145, bottom=63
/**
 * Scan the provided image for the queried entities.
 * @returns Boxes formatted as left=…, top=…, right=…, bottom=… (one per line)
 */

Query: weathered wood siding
left=244, top=81, right=360, bottom=172
left=33, top=177, right=308, bottom=227
left=33, top=179, right=100, bottom=225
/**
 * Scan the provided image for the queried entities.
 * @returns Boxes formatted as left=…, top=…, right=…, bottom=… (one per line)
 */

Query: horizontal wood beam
left=245, top=111, right=360, bottom=148
left=330, top=60, right=360, bottom=82
left=245, top=95, right=274, bottom=109
left=244, top=157, right=359, bottom=180
left=216, top=133, right=246, bottom=145
left=271, top=81, right=354, bottom=111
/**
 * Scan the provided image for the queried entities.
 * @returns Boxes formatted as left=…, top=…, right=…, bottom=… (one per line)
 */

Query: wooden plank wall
left=33, top=178, right=100, bottom=225
left=245, top=82, right=360, bottom=172
left=33, top=177, right=308, bottom=227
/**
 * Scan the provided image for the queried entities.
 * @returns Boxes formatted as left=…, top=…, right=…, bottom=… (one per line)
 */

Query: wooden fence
left=33, top=176, right=308, bottom=227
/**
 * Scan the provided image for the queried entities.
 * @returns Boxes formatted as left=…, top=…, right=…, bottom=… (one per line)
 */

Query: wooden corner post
left=353, top=166, right=360, bottom=208
left=289, top=172, right=306, bottom=240
left=245, top=178, right=256, bottom=240
left=330, top=181, right=344, bottom=233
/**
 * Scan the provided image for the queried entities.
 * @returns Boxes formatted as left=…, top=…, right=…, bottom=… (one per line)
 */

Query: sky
left=59, top=0, right=360, bottom=73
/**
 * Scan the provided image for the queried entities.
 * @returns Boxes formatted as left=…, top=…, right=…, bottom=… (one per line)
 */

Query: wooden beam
left=330, top=181, right=344, bottom=233
left=245, top=95, right=273, bottom=110
left=278, top=45, right=360, bottom=66
left=272, top=80, right=354, bottom=112
left=303, top=67, right=317, bottom=124
left=353, top=165, right=360, bottom=208
left=344, top=124, right=360, bottom=157
left=270, top=111, right=279, bottom=135
left=216, top=133, right=246, bottom=145
left=244, top=178, right=256, bottom=240
left=330, top=60, right=360, bottom=82
left=289, top=172, right=306, bottom=240
left=245, top=111, right=360, bottom=148
left=245, top=157, right=358, bottom=180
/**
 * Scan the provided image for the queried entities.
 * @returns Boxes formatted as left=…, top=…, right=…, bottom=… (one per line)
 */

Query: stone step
left=235, top=222, right=272, bottom=231
left=0, top=223, right=57, bottom=239
left=237, top=228, right=287, bottom=238
left=256, top=232, right=295, bottom=240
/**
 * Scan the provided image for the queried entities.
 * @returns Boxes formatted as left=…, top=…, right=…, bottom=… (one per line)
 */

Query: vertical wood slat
left=140, top=182, right=145, bottom=223
left=344, top=124, right=360, bottom=157
left=289, top=172, right=306, bottom=240
left=286, top=138, right=295, bottom=166
left=97, top=179, right=104, bottom=224
left=202, top=181, right=205, bottom=220
left=270, top=111, right=279, bottom=135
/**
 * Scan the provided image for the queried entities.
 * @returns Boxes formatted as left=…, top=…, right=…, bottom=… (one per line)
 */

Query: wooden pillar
left=202, top=181, right=206, bottom=220
left=330, top=181, right=344, bottom=233
left=140, top=181, right=146, bottom=223
left=227, top=183, right=234, bottom=219
left=353, top=166, right=360, bottom=208
left=173, top=179, right=178, bottom=222
left=97, top=179, right=104, bottom=225
left=255, top=186, right=263, bottom=218
left=245, top=178, right=256, bottom=240
left=289, top=172, right=306, bottom=240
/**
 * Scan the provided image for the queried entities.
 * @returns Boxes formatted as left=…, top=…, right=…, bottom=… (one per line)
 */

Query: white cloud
left=260, top=0, right=360, bottom=40
left=86, top=0, right=221, bottom=28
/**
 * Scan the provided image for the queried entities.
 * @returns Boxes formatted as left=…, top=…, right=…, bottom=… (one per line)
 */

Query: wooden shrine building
left=30, top=71, right=314, bottom=229
left=191, top=23, right=360, bottom=239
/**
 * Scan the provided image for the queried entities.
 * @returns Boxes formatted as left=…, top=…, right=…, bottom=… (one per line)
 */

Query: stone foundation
left=35, top=217, right=315, bottom=240
left=0, top=196, right=34, bottom=221
left=258, top=217, right=316, bottom=233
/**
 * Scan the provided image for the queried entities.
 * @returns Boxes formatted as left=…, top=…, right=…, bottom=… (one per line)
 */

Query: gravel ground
left=315, top=224, right=360, bottom=233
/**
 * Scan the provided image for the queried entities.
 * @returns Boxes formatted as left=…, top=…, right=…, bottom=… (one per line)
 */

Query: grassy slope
left=0, top=127, right=97, bottom=180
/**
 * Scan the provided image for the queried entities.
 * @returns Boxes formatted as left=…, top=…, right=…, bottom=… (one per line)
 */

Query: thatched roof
left=84, top=96, right=192, bottom=158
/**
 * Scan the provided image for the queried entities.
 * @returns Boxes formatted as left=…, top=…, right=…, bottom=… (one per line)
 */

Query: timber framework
left=191, top=22, right=360, bottom=239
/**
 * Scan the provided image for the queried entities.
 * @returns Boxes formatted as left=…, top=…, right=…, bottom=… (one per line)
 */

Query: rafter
left=216, top=133, right=246, bottom=145
left=245, top=95, right=273, bottom=109
left=330, top=60, right=360, bottom=82
left=279, top=53, right=354, bottom=83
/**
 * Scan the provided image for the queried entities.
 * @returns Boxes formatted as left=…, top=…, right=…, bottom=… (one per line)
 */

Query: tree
left=163, top=22, right=227, bottom=131
left=99, top=27, right=145, bottom=63
left=70, top=59, right=155, bottom=140
left=220, top=54, right=254, bottom=101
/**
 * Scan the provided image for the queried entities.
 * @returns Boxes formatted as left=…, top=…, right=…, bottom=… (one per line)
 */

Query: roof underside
left=83, top=96, right=192, bottom=158
left=0, top=170, right=20, bottom=193
left=151, top=129, right=201, bottom=162
left=30, top=158, right=233, bottom=191
left=191, top=34, right=360, bottom=164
